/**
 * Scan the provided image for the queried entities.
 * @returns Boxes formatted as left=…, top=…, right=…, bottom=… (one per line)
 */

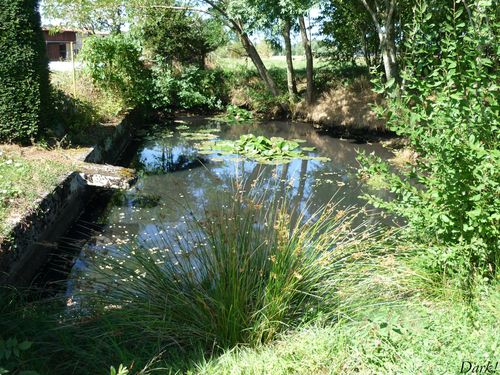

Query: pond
left=44, top=116, right=395, bottom=289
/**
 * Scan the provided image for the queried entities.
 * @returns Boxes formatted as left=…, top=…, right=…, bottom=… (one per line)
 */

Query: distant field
left=214, top=56, right=327, bottom=71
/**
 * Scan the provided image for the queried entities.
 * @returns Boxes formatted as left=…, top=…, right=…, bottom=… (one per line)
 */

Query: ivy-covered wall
left=0, top=0, right=50, bottom=143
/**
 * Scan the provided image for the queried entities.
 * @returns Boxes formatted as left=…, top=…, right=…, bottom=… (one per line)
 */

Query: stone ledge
left=0, top=108, right=145, bottom=286
left=79, top=163, right=136, bottom=190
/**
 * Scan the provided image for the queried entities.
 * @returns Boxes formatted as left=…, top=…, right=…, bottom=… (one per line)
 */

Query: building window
left=59, top=43, right=67, bottom=60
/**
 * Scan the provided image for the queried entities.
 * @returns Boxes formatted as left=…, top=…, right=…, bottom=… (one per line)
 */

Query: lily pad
left=192, top=134, right=330, bottom=164
left=180, top=132, right=218, bottom=141
left=302, top=146, right=316, bottom=152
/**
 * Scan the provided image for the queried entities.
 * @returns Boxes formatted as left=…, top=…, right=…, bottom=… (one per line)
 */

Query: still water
left=64, top=116, right=394, bottom=282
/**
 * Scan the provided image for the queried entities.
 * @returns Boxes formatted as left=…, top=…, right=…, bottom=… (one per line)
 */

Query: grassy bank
left=50, top=71, right=129, bottom=145
left=2, top=248, right=497, bottom=374
left=213, top=57, right=384, bottom=133
left=0, top=147, right=73, bottom=239
left=197, top=289, right=499, bottom=374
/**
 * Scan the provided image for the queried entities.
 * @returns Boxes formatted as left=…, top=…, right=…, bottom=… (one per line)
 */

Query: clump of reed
left=76, top=184, right=386, bottom=353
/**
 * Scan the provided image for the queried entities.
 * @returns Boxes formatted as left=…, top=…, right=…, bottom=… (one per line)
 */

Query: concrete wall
left=0, top=109, right=144, bottom=286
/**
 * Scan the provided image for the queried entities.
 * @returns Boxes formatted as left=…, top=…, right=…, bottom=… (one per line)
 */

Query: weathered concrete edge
left=0, top=108, right=145, bottom=286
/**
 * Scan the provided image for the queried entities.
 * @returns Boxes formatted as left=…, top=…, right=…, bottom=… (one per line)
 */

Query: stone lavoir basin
left=40, top=116, right=395, bottom=290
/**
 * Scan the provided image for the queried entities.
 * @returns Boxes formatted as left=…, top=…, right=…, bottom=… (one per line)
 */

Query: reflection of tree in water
left=135, top=140, right=208, bottom=175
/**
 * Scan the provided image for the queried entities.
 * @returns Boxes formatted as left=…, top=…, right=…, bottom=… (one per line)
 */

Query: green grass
left=0, top=151, right=69, bottom=238
left=195, top=288, right=499, bottom=374
left=51, top=71, right=126, bottom=123
left=2, top=240, right=498, bottom=374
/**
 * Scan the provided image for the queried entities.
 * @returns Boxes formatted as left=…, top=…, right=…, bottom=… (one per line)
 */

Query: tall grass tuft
left=77, top=184, right=386, bottom=354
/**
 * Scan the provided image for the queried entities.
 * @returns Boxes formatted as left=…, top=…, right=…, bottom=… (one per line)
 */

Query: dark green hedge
left=0, top=0, right=50, bottom=143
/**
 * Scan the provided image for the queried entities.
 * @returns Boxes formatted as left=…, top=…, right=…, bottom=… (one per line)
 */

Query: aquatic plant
left=221, top=104, right=254, bottom=123
left=197, top=134, right=330, bottom=164
left=77, top=184, right=383, bottom=353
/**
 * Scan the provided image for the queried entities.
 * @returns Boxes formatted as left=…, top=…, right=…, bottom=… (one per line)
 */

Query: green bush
left=0, top=0, right=50, bottom=143
left=50, top=87, right=98, bottom=135
left=359, top=1, right=499, bottom=285
left=79, top=34, right=151, bottom=108
left=225, top=67, right=289, bottom=115
left=152, top=64, right=228, bottom=111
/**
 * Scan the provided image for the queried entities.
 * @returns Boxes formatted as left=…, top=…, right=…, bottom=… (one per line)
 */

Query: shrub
left=0, top=0, right=50, bottom=143
left=50, top=87, right=98, bottom=135
left=51, top=71, right=125, bottom=123
left=226, top=67, right=289, bottom=115
left=359, top=1, right=499, bottom=285
left=77, top=185, right=382, bottom=352
left=152, top=64, right=228, bottom=111
left=79, top=34, right=151, bottom=108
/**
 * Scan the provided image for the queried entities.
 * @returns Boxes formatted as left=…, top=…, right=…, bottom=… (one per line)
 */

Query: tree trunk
left=299, top=15, right=314, bottom=104
left=282, top=19, right=298, bottom=98
left=237, top=30, right=281, bottom=97
left=386, top=22, right=398, bottom=81
left=200, top=52, right=206, bottom=69
left=379, top=31, right=398, bottom=82
left=359, top=0, right=399, bottom=82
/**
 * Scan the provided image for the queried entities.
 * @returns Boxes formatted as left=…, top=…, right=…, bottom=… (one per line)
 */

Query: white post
left=70, top=41, right=77, bottom=97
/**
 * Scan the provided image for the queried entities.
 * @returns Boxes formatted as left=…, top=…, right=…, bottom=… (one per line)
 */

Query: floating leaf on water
left=228, top=157, right=244, bottom=163
left=197, top=128, right=221, bottom=133
left=190, top=134, right=330, bottom=165
left=180, top=132, right=218, bottom=141
left=302, top=147, right=316, bottom=152
left=257, top=158, right=292, bottom=165
left=175, top=125, right=190, bottom=130
left=308, top=156, right=332, bottom=162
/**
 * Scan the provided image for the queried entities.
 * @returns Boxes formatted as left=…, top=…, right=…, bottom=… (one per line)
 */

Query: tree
left=0, top=0, right=50, bottom=143
left=44, top=0, right=284, bottom=98
left=42, top=0, right=125, bottom=33
left=298, top=14, right=314, bottom=103
left=202, top=0, right=282, bottom=97
left=139, top=8, right=226, bottom=68
left=139, top=0, right=283, bottom=97
left=319, top=1, right=379, bottom=68
left=282, top=18, right=298, bottom=97
left=357, top=0, right=400, bottom=82
left=245, top=0, right=298, bottom=98
left=246, top=0, right=315, bottom=102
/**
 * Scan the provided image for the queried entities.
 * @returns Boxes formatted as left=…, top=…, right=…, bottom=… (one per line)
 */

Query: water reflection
left=70, top=116, right=393, bottom=281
